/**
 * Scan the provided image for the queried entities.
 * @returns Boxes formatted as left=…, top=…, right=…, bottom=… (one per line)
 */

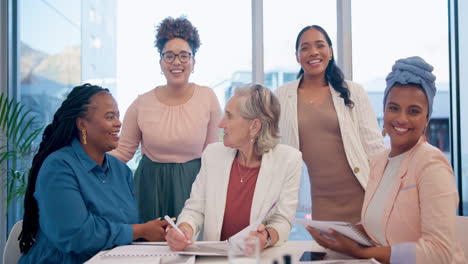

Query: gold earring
left=381, top=128, right=387, bottom=137
left=81, top=129, right=87, bottom=145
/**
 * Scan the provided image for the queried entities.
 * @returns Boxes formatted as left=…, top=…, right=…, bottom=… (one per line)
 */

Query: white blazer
left=275, top=80, right=384, bottom=189
left=177, top=142, right=302, bottom=246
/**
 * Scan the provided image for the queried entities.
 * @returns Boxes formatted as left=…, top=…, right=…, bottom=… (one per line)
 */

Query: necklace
left=237, top=157, right=254, bottom=183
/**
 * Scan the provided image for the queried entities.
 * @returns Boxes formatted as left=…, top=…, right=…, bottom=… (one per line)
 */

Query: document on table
left=102, top=244, right=175, bottom=257
left=177, top=241, right=229, bottom=256
left=311, top=259, right=380, bottom=263
left=102, top=241, right=228, bottom=258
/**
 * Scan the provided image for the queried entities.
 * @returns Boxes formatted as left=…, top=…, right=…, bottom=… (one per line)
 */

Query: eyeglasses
left=161, top=51, right=192, bottom=64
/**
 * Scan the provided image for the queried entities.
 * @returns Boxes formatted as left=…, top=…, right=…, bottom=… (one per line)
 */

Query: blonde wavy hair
left=233, top=83, right=281, bottom=156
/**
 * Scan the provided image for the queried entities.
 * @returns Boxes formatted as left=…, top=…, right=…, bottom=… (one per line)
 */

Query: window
left=352, top=0, right=450, bottom=158
left=10, top=0, right=116, bottom=231
left=116, top=0, right=251, bottom=114
left=455, top=0, right=468, bottom=215
left=263, top=1, right=337, bottom=90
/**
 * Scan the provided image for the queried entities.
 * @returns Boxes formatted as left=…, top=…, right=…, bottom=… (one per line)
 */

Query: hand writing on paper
left=248, top=224, right=268, bottom=252
left=166, top=222, right=193, bottom=251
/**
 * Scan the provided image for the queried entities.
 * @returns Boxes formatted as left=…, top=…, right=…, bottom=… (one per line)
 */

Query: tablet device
left=299, top=251, right=326, bottom=261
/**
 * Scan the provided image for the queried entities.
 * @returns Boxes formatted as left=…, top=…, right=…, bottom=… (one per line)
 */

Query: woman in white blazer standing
left=275, top=25, right=384, bottom=223
left=166, top=83, right=302, bottom=251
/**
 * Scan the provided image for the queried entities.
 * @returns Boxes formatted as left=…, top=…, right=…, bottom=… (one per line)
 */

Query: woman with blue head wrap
left=307, top=57, right=465, bottom=264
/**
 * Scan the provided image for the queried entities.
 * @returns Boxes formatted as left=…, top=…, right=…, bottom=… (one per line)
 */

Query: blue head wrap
left=383, top=56, right=436, bottom=118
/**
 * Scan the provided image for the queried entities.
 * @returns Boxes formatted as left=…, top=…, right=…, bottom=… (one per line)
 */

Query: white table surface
left=86, top=240, right=358, bottom=264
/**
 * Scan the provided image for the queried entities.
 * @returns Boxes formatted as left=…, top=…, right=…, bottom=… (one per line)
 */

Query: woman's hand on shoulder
left=165, top=222, right=193, bottom=251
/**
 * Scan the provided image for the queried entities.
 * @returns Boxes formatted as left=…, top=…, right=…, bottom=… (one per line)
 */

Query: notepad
left=295, top=219, right=375, bottom=247
left=102, top=245, right=176, bottom=257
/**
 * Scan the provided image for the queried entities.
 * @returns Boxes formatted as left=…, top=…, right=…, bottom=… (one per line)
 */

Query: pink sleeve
left=203, top=89, right=222, bottom=149
left=108, top=98, right=142, bottom=162
left=415, top=155, right=459, bottom=264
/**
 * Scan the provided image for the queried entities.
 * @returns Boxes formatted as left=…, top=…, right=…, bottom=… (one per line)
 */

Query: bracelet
left=264, top=228, right=272, bottom=249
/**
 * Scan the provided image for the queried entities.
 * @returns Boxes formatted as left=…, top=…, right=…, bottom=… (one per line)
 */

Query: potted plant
left=0, top=93, right=43, bottom=213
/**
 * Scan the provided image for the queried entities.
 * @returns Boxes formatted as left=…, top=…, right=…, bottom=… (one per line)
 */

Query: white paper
left=176, top=241, right=229, bottom=256
left=102, top=245, right=176, bottom=257
left=160, top=255, right=195, bottom=264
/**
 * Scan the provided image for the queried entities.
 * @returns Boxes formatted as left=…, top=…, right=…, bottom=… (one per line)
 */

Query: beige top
left=298, top=91, right=364, bottom=223
left=109, top=84, right=222, bottom=163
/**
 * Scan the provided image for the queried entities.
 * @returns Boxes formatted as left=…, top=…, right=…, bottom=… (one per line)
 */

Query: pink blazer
left=361, top=138, right=465, bottom=264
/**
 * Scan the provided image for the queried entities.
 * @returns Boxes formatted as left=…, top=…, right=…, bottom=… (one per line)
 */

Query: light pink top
left=362, top=139, right=466, bottom=264
left=110, top=84, right=222, bottom=163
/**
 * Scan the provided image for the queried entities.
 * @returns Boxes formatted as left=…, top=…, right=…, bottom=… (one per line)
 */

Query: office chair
left=3, top=220, right=23, bottom=264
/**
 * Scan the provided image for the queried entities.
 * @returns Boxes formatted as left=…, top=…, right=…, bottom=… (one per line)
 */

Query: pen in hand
left=164, top=215, right=191, bottom=243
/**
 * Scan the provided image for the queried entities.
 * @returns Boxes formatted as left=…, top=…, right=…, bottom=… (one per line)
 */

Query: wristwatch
left=264, top=228, right=272, bottom=249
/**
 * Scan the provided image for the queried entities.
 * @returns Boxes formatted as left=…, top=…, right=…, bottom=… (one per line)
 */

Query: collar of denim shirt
left=71, top=138, right=110, bottom=173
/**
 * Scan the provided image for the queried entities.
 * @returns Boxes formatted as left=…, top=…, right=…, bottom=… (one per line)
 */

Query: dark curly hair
left=295, top=25, right=354, bottom=108
left=155, top=16, right=201, bottom=56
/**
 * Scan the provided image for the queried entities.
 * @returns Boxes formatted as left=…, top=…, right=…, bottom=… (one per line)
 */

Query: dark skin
left=76, top=92, right=169, bottom=241
left=306, top=85, right=431, bottom=264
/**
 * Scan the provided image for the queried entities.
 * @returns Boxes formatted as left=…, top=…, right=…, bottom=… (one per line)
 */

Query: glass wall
left=11, top=0, right=83, bottom=227
left=457, top=0, right=468, bottom=215
left=352, top=0, right=450, bottom=158
left=263, top=1, right=336, bottom=90
left=8, top=0, right=116, bottom=231
left=116, top=0, right=252, bottom=115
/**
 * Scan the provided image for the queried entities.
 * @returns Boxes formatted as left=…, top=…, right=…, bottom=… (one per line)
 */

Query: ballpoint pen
left=164, top=215, right=186, bottom=238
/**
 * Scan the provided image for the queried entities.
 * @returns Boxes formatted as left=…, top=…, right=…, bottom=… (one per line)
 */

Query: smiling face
left=77, top=92, right=121, bottom=154
left=384, top=84, right=429, bottom=156
left=218, top=96, right=254, bottom=150
left=160, top=38, right=194, bottom=86
left=296, top=27, right=333, bottom=79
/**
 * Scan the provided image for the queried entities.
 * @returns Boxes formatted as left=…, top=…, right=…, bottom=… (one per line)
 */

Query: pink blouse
left=110, top=84, right=222, bottom=163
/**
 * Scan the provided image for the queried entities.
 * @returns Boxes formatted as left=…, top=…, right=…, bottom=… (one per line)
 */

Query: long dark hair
left=295, top=25, right=354, bottom=107
left=19, top=83, right=109, bottom=253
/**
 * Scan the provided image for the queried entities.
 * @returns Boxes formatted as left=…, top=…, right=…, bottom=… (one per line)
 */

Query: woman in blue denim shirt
left=19, top=84, right=168, bottom=264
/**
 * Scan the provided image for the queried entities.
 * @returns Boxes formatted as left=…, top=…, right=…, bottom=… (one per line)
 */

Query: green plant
left=0, top=93, right=43, bottom=213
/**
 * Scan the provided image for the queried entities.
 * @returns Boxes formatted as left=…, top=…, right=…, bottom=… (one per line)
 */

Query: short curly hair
left=154, top=16, right=201, bottom=56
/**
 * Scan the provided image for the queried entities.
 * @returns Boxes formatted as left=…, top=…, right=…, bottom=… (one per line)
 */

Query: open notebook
left=295, top=219, right=375, bottom=247
left=102, top=241, right=229, bottom=257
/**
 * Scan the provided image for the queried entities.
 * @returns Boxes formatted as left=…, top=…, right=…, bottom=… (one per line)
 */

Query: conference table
left=86, top=240, right=378, bottom=264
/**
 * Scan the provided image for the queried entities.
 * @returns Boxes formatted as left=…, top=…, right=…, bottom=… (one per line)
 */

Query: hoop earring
left=192, top=69, right=194, bottom=73
left=81, top=129, right=87, bottom=145
left=161, top=71, right=164, bottom=75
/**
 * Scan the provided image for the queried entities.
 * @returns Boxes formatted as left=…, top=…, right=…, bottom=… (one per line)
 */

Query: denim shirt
left=20, top=139, right=138, bottom=264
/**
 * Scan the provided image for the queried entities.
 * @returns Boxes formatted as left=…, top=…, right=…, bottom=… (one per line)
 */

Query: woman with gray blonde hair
left=166, top=83, right=302, bottom=253
left=232, top=84, right=280, bottom=155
